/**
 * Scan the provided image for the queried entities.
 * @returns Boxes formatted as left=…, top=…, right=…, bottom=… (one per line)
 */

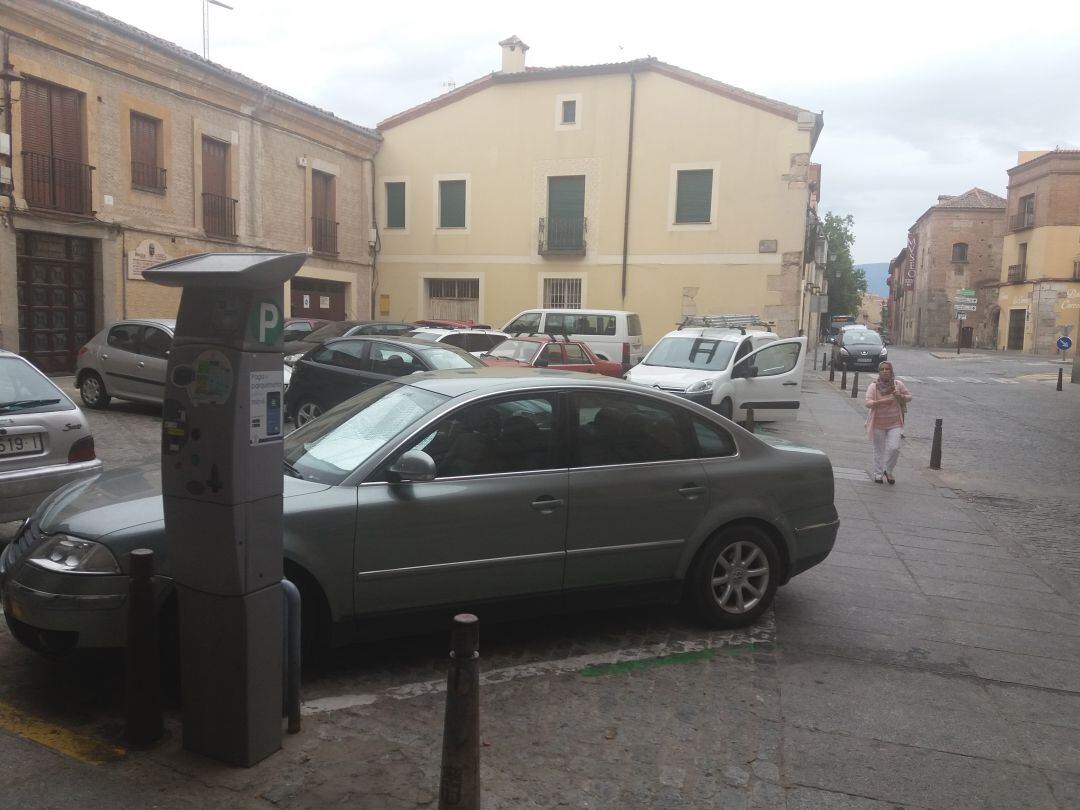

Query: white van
left=625, top=325, right=807, bottom=422
left=501, top=309, right=644, bottom=370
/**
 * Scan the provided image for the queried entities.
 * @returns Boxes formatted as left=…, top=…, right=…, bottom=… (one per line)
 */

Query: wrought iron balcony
left=131, top=161, right=167, bottom=192
left=202, top=192, right=238, bottom=238
left=538, top=216, right=587, bottom=256
left=21, top=151, right=95, bottom=214
left=1010, top=211, right=1034, bottom=231
left=1007, top=264, right=1026, bottom=282
left=312, top=217, right=339, bottom=255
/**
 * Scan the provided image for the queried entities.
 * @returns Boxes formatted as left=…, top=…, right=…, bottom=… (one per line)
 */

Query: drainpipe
left=367, top=157, right=379, bottom=319
left=2, top=34, right=17, bottom=216
left=620, top=70, right=637, bottom=303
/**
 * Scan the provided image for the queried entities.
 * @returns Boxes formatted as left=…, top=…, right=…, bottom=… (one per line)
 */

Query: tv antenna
left=202, top=0, right=234, bottom=59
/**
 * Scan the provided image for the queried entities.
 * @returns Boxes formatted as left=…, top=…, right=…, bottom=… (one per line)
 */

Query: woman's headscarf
left=876, top=361, right=896, bottom=395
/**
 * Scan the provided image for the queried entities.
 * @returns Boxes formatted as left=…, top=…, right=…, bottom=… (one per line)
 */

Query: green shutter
left=439, top=180, right=467, bottom=228
left=676, top=169, right=712, bottom=223
left=547, top=176, right=585, bottom=249
left=386, top=182, right=406, bottom=228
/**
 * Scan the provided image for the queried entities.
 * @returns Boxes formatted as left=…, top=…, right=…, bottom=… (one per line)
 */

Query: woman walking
left=865, top=361, right=912, bottom=484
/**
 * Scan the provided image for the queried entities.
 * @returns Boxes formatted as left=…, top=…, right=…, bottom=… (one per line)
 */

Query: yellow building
left=374, top=37, right=824, bottom=344
left=994, top=150, right=1080, bottom=354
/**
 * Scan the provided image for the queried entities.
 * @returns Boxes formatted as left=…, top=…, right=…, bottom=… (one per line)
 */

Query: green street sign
left=957, top=289, right=975, bottom=297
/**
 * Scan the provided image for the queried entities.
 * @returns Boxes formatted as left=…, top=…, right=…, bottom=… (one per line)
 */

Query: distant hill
left=857, top=262, right=891, bottom=297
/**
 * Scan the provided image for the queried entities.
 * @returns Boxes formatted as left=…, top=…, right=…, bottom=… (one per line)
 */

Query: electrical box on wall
left=296, top=156, right=308, bottom=168
left=0, top=133, right=10, bottom=156
left=0, top=167, right=11, bottom=187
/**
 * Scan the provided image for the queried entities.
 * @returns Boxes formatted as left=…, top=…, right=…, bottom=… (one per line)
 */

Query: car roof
left=409, top=327, right=506, bottom=337
left=656, top=328, right=751, bottom=342
left=514, top=308, right=635, bottom=316
left=404, top=367, right=637, bottom=398
left=325, top=335, right=470, bottom=351
left=111, top=318, right=176, bottom=330
left=500, top=334, right=585, bottom=345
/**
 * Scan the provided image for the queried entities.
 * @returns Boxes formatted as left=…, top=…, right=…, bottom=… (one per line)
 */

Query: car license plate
left=0, top=433, right=44, bottom=457
left=856, top=358, right=872, bottom=364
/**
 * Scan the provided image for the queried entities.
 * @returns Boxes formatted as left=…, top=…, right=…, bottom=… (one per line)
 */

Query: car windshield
left=0, top=357, right=70, bottom=411
left=644, top=337, right=737, bottom=371
left=417, top=346, right=485, bottom=369
left=487, top=339, right=539, bottom=362
left=284, top=382, right=447, bottom=484
left=304, top=321, right=360, bottom=343
left=405, top=330, right=442, bottom=342
left=844, top=332, right=882, bottom=346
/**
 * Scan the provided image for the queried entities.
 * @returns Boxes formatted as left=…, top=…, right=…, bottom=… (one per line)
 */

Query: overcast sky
left=77, top=0, right=1080, bottom=264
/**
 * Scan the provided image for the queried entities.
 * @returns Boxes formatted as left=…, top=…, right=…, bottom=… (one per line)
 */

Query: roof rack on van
left=677, top=315, right=770, bottom=334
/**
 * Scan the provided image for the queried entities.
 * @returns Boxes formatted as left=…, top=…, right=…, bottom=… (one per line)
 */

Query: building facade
left=0, top=0, right=379, bottom=372
left=898, top=189, right=1005, bottom=349
left=373, top=39, right=825, bottom=344
left=993, top=150, right=1080, bottom=355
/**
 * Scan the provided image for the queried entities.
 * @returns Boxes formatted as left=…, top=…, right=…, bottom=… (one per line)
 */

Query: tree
left=823, top=212, right=867, bottom=320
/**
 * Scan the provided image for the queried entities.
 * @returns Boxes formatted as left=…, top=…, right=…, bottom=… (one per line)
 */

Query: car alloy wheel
left=295, top=399, right=324, bottom=426
left=690, top=524, right=780, bottom=629
left=79, top=372, right=110, bottom=409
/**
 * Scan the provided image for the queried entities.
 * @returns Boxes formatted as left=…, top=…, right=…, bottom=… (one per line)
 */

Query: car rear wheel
left=689, top=524, right=780, bottom=629
left=294, top=398, right=324, bottom=426
left=79, top=372, right=110, bottom=409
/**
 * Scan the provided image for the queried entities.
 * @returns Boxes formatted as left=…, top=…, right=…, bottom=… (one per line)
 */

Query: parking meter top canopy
left=144, top=252, right=306, bottom=352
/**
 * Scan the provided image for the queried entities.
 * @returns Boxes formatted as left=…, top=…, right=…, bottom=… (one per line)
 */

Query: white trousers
left=872, top=427, right=902, bottom=477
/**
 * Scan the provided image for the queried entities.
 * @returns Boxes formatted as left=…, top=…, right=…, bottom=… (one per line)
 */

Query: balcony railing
left=1010, top=211, right=1034, bottom=231
left=312, top=217, right=339, bottom=255
left=1007, top=264, right=1026, bottom=282
left=202, top=192, right=238, bottom=238
left=131, top=161, right=167, bottom=192
left=21, top=151, right=94, bottom=214
left=538, top=216, right=587, bottom=256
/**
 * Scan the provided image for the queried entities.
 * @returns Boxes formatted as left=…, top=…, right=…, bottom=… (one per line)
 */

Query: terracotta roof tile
left=933, top=187, right=1007, bottom=210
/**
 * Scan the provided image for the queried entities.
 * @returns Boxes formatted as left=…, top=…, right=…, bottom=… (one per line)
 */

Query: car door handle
left=136, top=361, right=145, bottom=368
left=101, top=353, right=108, bottom=360
left=782, top=381, right=798, bottom=386
left=678, top=484, right=706, bottom=499
left=530, top=497, right=564, bottom=513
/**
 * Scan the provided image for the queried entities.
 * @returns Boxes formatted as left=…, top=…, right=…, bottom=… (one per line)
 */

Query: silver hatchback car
left=75, top=319, right=175, bottom=409
left=1, top=370, right=838, bottom=654
left=0, top=350, right=102, bottom=523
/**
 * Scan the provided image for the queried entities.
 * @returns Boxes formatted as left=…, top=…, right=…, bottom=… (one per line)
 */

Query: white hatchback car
left=404, top=327, right=509, bottom=356
left=625, top=327, right=807, bottom=422
left=0, top=350, right=102, bottom=522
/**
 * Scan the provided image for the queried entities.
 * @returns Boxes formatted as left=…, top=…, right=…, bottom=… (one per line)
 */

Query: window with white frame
left=675, top=169, right=713, bottom=224
left=543, top=278, right=582, bottom=309
left=385, top=181, right=406, bottom=229
left=439, top=179, right=467, bottom=228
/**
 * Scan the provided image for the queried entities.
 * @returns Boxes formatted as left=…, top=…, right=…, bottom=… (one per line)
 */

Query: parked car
left=0, top=350, right=102, bottom=523
left=283, top=320, right=416, bottom=364
left=413, top=319, right=493, bottom=330
left=284, top=336, right=485, bottom=425
left=479, top=336, right=623, bottom=377
left=502, top=309, right=645, bottom=370
left=76, top=319, right=176, bottom=409
left=625, top=326, right=806, bottom=422
left=831, top=328, right=887, bottom=371
left=283, top=318, right=332, bottom=343
left=405, top=327, right=509, bottom=356
left=0, top=370, right=838, bottom=654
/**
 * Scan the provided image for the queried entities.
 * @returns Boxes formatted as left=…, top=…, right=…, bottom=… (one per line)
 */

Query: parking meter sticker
left=190, top=350, right=233, bottom=405
left=250, top=370, right=285, bottom=445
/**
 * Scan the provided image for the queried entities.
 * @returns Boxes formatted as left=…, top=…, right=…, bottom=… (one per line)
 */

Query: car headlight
left=839, top=348, right=850, bottom=356
left=685, top=379, right=714, bottom=394
left=29, top=534, right=121, bottom=574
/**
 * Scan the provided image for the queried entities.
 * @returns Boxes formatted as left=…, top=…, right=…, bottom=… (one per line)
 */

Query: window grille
left=543, top=278, right=582, bottom=309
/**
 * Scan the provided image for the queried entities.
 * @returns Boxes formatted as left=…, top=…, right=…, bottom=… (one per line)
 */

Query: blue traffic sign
left=1058, top=336, right=1073, bottom=351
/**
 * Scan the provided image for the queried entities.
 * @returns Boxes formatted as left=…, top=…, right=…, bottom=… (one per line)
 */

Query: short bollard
left=1058, top=368, right=1064, bottom=391
left=840, top=367, right=848, bottom=390
left=930, top=418, right=943, bottom=470
left=744, top=407, right=755, bottom=434
left=813, top=353, right=817, bottom=371
left=828, top=357, right=835, bottom=382
left=439, top=614, right=480, bottom=810
left=125, top=548, right=163, bottom=747
left=281, top=578, right=302, bottom=735
left=822, top=352, right=828, bottom=372
left=851, top=371, right=859, bottom=398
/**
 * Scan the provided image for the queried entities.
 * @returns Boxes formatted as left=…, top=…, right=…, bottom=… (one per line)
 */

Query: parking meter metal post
left=145, top=252, right=305, bottom=766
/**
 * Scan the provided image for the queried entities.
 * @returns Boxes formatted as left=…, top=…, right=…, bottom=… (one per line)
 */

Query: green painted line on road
left=579, top=642, right=774, bottom=678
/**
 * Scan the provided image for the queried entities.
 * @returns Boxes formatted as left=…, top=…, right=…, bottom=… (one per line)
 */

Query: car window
left=371, top=344, right=420, bottom=377
left=505, top=313, right=541, bottom=334
left=627, top=314, right=642, bottom=336
left=416, top=346, right=486, bottom=370
left=844, top=332, right=882, bottom=346
left=283, top=323, right=313, bottom=342
left=733, top=339, right=753, bottom=364
left=306, top=321, right=358, bottom=342
left=0, top=356, right=70, bottom=409
left=740, top=342, right=802, bottom=377
left=692, top=416, right=737, bottom=457
left=547, top=313, right=616, bottom=336
left=441, top=333, right=468, bottom=350
left=488, top=339, right=540, bottom=362
left=140, top=326, right=172, bottom=359
left=107, top=323, right=140, bottom=352
left=563, top=344, right=588, bottom=364
left=310, top=341, right=368, bottom=371
left=644, top=337, right=736, bottom=371
left=539, top=344, right=563, bottom=364
left=405, top=330, right=442, bottom=343
left=573, top=392, right=690, bottom=467
left=403, top=396, right=556, bottom=477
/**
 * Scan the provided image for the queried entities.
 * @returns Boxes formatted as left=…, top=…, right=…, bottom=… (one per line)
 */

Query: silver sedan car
left=75, top=318, right=175, bottom=409
left=1, top=370, right=838, bottom=654
left=0, top=350, right=102, bottom=523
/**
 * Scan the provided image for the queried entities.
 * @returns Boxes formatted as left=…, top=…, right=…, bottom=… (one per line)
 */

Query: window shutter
left=50, top=86, right=83, bottom=163
left=20, top=81, right=53, bottom=156
left=202, top=137, right=228, bottom=195
left=386, top=182, right=406, bottom=228
left=439, top=180, right=466, bottom=228
left=675, top=169, right=712, bottom=223
left=130, top=114, right=158, bottom=168
left=312, top=170, right=334, bottom=220
left=547, top=176, right=585, bottom=222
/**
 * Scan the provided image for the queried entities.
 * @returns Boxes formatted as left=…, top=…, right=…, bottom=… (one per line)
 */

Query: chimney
left=498, top=35, right=529, bottom=74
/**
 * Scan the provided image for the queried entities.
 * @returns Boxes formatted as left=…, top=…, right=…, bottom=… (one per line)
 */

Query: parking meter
left=145, top=252, right=305, bottom=766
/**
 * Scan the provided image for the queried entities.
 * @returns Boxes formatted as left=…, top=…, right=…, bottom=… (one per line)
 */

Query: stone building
left=0, top=0, right=379, bottom=372
left=898, top=188, right=1005, bottom=349
left=992, top=149, right=1080, bottom=355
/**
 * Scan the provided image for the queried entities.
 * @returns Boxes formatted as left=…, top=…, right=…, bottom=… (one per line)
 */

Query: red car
left=480, top=336, right=622, bottom=377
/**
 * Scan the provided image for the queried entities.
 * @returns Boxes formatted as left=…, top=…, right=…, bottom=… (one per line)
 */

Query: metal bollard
left=930, top=418, right=943, bottom=470
left=1058, top=368, right=1064, bottom=391
left=840, top=367, right=848, bottom=390
left=281, top=578, right=302, bottom=735
left=439, top=614, right=480, bottom=810
left=829, top=356, right=835, bottom=382
left=822, top=352, right=828, bottom=372
left=813, top=353, right=817, bottom=370
left=851, top=371, right=859, bottom=398
left=125, top=548, right=163, bottom=747
left=744, top=407, right=755, bottom=434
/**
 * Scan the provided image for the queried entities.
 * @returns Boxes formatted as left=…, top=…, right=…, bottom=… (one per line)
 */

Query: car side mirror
left=535, top=358, right=549, bottom=368
left=388, top=449, right=437, bottom=483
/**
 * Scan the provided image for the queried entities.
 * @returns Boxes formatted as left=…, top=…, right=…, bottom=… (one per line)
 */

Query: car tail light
left=77, top=345, right=89, bottom=357
left=68, top=436, right=96, bottom=463
left=622, top=342, right=631, bottom=369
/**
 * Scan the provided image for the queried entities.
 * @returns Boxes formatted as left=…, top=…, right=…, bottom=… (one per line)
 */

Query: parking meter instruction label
left=190, top=350, right=233, bottom=405
left=250, top=371, right=284, bottom=445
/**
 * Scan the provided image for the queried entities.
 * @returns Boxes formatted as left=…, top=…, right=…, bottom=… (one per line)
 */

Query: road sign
left=957, top=289, right=975, bottom=297
left=956, top=313, right=968, bottom=320
left=955, top=296, right=977, bottom=304
left=1058, top=336, right=1073, bottom=351
left=953, top=303, right=977, bottom=312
